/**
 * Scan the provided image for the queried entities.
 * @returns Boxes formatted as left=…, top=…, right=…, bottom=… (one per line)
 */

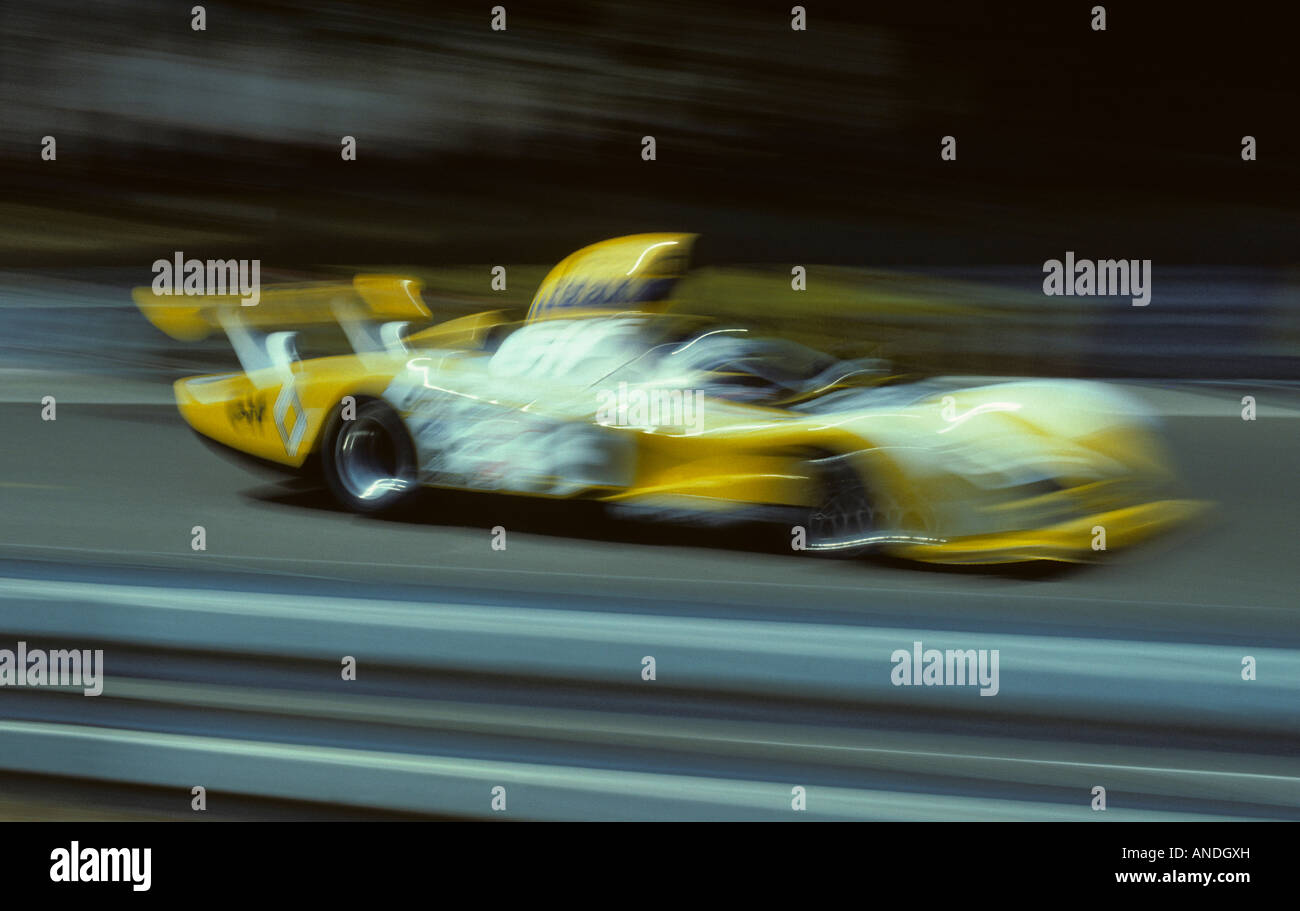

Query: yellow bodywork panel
left=890, top=498, right=1210, bottom=564
left=611, top=448, right=813, bottom=508
left=174, top=356, right=401, bottom=468
left=405, top=310, right=509, bottom=349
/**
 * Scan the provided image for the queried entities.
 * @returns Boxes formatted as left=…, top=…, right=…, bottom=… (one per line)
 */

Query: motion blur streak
left=2, top=0, right=1298, bottom=820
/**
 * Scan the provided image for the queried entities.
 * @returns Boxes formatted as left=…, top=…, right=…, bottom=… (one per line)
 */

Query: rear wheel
left=321, top=398, right=418, bottom=514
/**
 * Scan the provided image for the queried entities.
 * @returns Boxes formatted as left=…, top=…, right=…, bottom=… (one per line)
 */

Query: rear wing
left=132, top=274, right=431, bottom=374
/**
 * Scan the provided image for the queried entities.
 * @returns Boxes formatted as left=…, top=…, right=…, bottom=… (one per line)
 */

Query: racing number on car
left=493, top=316, right=646, bottom=379
left=227, top=394, right=267, bottom=433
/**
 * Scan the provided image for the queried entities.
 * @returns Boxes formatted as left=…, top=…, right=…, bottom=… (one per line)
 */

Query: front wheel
left=805, top=456, right=879, bottom=556
left=321, top=398, right=419, bottom=514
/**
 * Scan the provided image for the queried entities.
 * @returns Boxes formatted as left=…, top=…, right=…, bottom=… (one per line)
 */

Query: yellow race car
left=134, top=233, right=1205, bottom=563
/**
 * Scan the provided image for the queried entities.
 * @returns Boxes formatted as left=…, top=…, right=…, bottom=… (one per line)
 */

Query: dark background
left=1, top=0, right=1297, bottom=268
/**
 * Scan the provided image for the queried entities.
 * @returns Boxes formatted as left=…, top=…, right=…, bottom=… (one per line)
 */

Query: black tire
left=320, top=398, right=419, bottom=515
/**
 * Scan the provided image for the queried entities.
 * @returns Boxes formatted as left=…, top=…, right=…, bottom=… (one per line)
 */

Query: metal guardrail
left=3, top=575, right=1299, bottom=731
left=1, top=572, right=1297, bottom=819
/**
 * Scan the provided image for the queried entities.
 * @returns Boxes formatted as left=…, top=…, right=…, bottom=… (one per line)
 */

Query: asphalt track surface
left=1, top=392, right=1298, bottom=820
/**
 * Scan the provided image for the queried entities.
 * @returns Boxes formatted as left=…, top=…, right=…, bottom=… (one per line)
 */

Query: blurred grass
left=674, top=266, right=1047, bottom=367
left=0, top=202, right=243, bottom=255
left=9, top=199, right=1291, bottom=378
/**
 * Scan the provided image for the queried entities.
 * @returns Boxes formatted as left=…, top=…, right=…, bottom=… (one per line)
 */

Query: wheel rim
left=335, top=411, right=414, bottom=502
